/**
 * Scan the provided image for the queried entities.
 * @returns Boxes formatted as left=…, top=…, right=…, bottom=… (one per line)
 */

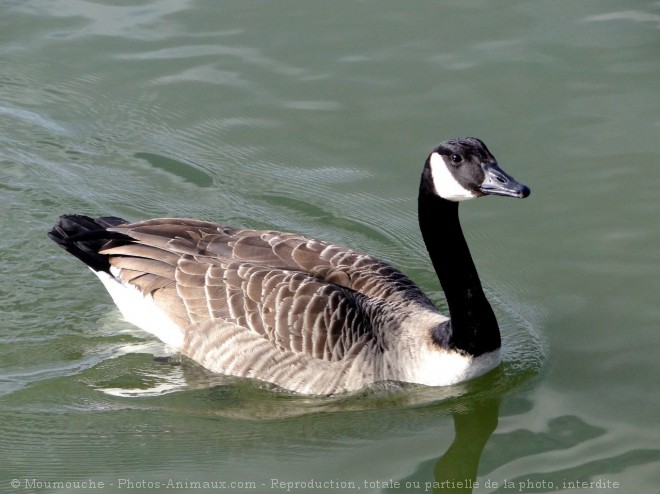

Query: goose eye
left=450, top=154, right=463, bottom=164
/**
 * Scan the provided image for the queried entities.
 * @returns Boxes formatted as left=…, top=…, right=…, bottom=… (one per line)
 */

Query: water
left=1, top=0, right=659, bottom=492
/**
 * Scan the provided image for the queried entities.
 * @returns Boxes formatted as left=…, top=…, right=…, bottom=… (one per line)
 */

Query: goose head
left=424, top=137, right=530, bottom=201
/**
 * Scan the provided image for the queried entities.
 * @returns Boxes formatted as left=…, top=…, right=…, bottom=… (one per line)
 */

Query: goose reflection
left=430, top=397, right=499, bottom=493
left=90, top=350, right=504, bottom=494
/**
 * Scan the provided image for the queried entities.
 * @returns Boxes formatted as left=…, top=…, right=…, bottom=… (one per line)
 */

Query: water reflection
left=78, top=326, right=536, bottom=494
left=91, top=352, right=502, bottom=494
left=390, top=397, right=500, bottom=494
left=432, top=398, right=500, bottom=494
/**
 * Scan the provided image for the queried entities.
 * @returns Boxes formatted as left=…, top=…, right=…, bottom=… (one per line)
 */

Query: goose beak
left=479, top=163, right=530, bottom=199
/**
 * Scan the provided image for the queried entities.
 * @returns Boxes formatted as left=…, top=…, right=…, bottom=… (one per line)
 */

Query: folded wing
left=100, top=218, right=430, bottom=367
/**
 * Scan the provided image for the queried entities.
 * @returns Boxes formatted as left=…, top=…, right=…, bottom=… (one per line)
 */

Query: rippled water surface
left=1, top=1, right=659, bottom=492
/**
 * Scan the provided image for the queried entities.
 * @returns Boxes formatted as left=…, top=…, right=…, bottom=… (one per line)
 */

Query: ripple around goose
left=48, top=137, right=530, bottom=395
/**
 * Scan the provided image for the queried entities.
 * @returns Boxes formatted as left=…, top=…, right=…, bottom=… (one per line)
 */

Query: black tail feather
left=48, top=214, right=131, bottom=272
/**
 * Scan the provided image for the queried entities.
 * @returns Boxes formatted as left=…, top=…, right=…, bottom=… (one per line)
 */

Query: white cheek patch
left=429, top=152, right=476, bottom=201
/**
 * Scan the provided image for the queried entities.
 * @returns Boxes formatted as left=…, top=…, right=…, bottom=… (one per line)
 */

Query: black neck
left=418, top=176, right=500, bottom=356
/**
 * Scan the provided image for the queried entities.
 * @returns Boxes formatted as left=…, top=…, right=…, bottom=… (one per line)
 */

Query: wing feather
left=97, top=218, right=421, bottom=370
left=109, top=218, right=432, bottom=306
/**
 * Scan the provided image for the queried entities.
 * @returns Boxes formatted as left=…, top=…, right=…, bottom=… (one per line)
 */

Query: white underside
left=93, top=268, right=184, bottom=349
left=411, top=346, right=501, bottom=387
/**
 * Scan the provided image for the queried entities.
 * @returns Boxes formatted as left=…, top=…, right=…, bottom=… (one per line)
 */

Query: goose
left=48, top=137, right=530, bottom=395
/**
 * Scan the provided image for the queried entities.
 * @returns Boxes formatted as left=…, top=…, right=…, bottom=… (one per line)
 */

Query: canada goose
left=48, top=137, right=530, bottom=395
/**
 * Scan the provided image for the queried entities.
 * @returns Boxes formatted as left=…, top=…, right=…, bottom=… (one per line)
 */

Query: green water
left=1, top=1, right=659, bottom=493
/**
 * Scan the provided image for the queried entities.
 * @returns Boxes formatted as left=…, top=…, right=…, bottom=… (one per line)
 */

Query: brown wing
left=106, top=217, right=434, bottom=306
left=176, top=258, right=384, bottom=361
left=100, top=218, right=405, bottom=363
